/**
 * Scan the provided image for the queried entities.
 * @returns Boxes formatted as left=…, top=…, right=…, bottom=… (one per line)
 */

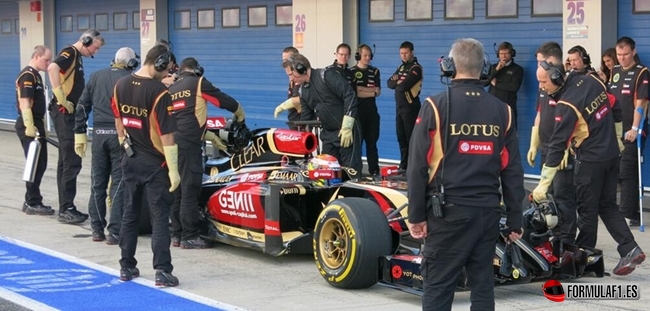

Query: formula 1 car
left=197, top=117, right=605, bottom=293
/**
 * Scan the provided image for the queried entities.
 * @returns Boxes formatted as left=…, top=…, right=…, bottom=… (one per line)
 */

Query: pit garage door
left=0, top=2, right=19, bottom=121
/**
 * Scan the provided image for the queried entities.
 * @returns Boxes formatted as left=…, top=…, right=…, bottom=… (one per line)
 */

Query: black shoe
left=155, top=270, right=179, bottom=287
left=92, top=230, right=106, bottom=242
left=171, top=236, right=180, bottom=247
left=106, top=233, right=119, bottom=245
left=23, top=203, right=55, bottom=216
left=613, top=246, right=646, bottom=276
left=58, top=208, right=88, bottom=224
left=180, top=237, right=210, bottom=249
left=120, top=267, right=140, bottom=281
left=629, top=219, right=641, bottom=227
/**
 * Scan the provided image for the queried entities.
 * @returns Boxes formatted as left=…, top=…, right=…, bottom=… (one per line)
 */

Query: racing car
left=197, top=117, right=605, bottom=293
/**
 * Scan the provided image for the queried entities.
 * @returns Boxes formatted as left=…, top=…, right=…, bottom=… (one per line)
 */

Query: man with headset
left=483, top=42, right=524, bottom=128
left=73, top=47, right=138, bottom=243
left=47, top=29, right=104, bottom=224
left=282, top=53, right=362, bottom=178
left=407, top=38, right=524, bottom=311
left=533, top=54, right=645, bottom=276
left=350, top=44, right=381, bottom=177
left=567, top=45, right=596, bottom=74
left=274, top=46, right=302, bottom=129
left=168, top=57, right=245, bottom=249
left=112, top=45, right=180, bottom=287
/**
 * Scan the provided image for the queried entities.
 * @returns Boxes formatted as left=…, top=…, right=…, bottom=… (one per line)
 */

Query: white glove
left=74, top=133, right=87, bottom=158
left=274, top=99, right=294, bottom=119
left=205, top=131, right=227, bottom=151
left=526, top=126, right=540, bottom=167
left=163, top=145, right=181, bottom=192
left=532, top=165, right=558, bottom=202
left=338, top=115, right=355, bottom=148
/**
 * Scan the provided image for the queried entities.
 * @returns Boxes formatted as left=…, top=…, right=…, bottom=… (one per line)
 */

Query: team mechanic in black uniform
left=282, top=53, right=362, bottom=178
left=73, top=47, right=139, bottom=244
left=47, top=29, right=104, bottom=224
left=274, top=46, right=302, bottom=129
left=168, top=57, right=245, bottom=249
left=15, top=45, right=55, bottom=216
left=407, top=38, right=524, bottom=311
left=350, top=44, right=381, bottom=177
left=387, top=41, right=423, bottom=173
left=327, top=43, right=354, bottom=86
left=609, top=37, right=650, bottom=227
left=112, top=45, right=180, bottom=287
left=533, top=55, right=645, bottom=276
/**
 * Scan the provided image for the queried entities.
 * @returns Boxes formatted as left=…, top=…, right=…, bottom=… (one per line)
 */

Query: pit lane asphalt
left=0, top=127, right=648, bottom=310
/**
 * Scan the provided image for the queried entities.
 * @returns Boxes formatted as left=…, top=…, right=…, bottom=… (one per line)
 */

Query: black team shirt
left=16, top=66, right=46, bottom=118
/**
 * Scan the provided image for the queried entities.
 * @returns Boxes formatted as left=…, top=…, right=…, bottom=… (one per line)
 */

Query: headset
left=568, top=45, right=591, bottom=66
left=82, top=29, right=101, bottom=47
left=439, top=55, right=491, bottom=80
left=494, top=42, right=516, bottom=58
left=354, top=44, right=374, bottom=61
left=540, top=60, right=565, bottom=87
left=125, top=55, right=139, bottom=71
left=193, top=63, right=204, bottom=76
left=287, top=56, right=307, bottom=75
left=154, top=52, right=172, bottom=72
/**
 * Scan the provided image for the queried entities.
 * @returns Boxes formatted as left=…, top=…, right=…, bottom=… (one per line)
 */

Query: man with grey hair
left=407, top=38, right=524, bottom=311
left=73, top=47, right=138, bottom=243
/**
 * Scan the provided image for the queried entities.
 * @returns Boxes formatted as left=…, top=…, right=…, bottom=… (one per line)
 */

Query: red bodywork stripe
left=367, top=190, right=403, bottom=233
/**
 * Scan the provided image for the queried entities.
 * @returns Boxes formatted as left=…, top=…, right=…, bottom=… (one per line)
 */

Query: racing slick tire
left=313, top=198, right=392, bottom=289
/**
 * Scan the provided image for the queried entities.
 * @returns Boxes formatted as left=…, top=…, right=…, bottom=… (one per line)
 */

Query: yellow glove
left=163, top=145, right=181, bottom=192
left=233, top=105, right=246, bottom=122
left=274, top=98, right=294, bottom=119
left=526, top=126, right=540, bottom=167
left=53, top=86, right=75, bottom=114
left=558, top=148, right=570, bottom=170
left=204, top=131, right=227, bottom=151
left=74, top=133, right=87, bottom=158
left=532, top=165, right=558, bottom=202
left=338, top=115, right=355, bottom=148
left=21, top=108, right=37, bottom=137
left=118, top=136, right=125, bottom=145
left=615, top=122, right=624, bottom=153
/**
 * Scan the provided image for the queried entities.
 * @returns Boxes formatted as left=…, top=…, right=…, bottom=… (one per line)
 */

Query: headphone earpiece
left=288, top=56, right=307, bottom=75
left=193, top=64, right=204, bottom=77
left=82, top=29, right=101, bottom=47
left=540, top=60, right=565, bottom=87
left=125, top=58, right=139, bottom=71
left=154, top=53, right=171, bottom=72
left=439, top=55, right=491, bottom=79
left=496, top=42, right=516, bottom=58
left=355, top=44, right=374, bottom=61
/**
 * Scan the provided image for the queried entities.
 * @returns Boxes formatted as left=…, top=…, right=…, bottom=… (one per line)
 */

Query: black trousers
left=574, top=158, right=638, bottom=257
left=15, top=117, right=47, bottom=206
left=170, top=139, right=203, bottom=240
left=88, top=128, right=124, bottom=236
left=119, top=154, right=173, bottom=272
left=422, top=205, right=501, bottom=311
left=320, top=126, right=362, bottom=179
left=396, top=105, right=420, bottom=170
left=358, top=103, right=380, bottom=175
left=619, top=139, right=646, bottom=220
left=541, top=150, right=577, bottom=243
left=50, top=107, right=82, bottom=212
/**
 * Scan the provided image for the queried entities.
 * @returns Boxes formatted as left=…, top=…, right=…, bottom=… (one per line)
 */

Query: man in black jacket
left=483, top=42, right=524, bottom=129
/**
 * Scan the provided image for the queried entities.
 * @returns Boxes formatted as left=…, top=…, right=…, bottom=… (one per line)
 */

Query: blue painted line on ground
left=0, top=236, right=245, bottom=311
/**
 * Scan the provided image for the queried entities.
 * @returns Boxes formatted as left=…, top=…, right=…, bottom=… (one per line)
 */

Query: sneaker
left=180, top=237, right=210, bottom=249
left=119, top=267, right=140, bottom=281
left=155, top=270, right=179, bottom=287
left=92, top=230, right=106, bottom=242
left=629, top=219, right=641, bottom=227
left=106, top=233, right=119, bottom=245
left=58, top=208, right=89, bottom=224
left=171, top=236, right=181, bottom=247
left=613, top=246, right=646, bottom=276
left=23, top=203, right=55, bottom=216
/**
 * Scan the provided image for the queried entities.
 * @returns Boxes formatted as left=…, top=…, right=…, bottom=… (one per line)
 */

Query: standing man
left=15, top=45, right=54, bottom=216
left=533, top=54, right=645, bottom=276
left=387, top=41, right=423, bottom=174
left=47, top=29, right=104, bottom=224
left=610, top=37, right=650, bottom=227
left=274, top=46, right=301, bottom=129
left=350, top=44, right=381, bottom=177
left=484, top=42, right=524, bottom=128
left=407, top=38, right=524, bottom=311
left=113, top=45, right=180, bottom=287
left=567, top=45, right=596, bottom=74
left=168, top=57, right=245, bottom=249
left=282, top=54, right=362, bottom=178
left=327, top=43, right=354, bottom=85
left=73, top=47, right=138, bottom=243
left=155, top=39, right=178, bottom=88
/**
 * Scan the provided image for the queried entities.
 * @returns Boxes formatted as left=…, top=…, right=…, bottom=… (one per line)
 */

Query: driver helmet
left=308, top=154, right=342, bottom=186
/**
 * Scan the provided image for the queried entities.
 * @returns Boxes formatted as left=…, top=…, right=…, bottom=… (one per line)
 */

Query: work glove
left=21, top=108, right=37, bottom=137
left=532, top=165, right=558, bottom=202
left=274, top=98, right=294, bottom=119
left=526, top=126, right=540, bottom=167
left=558, top=148, right=570, bottom=170
left=338, top=115, right=355, bottom=148
left=53, top=86, right=75, bottom=114
left=233, top=105, right=246, bottom=122
left=118, top=136, right=125, bottom=145
left=163, top=144, right=181, bottom=192
left=74, top=133, right=87, bottom=158
left=204, top=131, right=227, bottom=151
left=615, top=122, right=624, bottom=153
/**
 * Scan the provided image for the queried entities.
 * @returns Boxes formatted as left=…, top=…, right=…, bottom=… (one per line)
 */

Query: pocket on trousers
left=436, top=207, right=471, bottom=226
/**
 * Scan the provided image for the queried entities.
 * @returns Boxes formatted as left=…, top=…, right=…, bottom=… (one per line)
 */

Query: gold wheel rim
left=319, top=218, right=349, bottom=269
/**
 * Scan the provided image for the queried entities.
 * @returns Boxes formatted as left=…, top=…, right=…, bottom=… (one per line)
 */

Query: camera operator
left=407, top=38, right=524, bottom=311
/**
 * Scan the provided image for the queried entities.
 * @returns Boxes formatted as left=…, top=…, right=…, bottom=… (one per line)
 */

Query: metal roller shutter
left=0, top=2, right=19, bottom=121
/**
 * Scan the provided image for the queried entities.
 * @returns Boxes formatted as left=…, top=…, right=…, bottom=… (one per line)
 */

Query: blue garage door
left=168, top=0, right=292, bottom=129
left=0, top=3, right=19, bottom=121
left=55, top=0, right=140, bottom=127
left=359, top=0, right=562, bottom=175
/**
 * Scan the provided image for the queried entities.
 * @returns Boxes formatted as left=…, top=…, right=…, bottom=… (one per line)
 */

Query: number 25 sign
left=567, top=1, right=585, bottom=25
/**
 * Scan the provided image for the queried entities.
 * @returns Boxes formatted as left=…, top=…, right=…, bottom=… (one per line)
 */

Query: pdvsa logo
left=122, top=117, right=142, bottom=129
left=458, top=141, right=493, bottom=155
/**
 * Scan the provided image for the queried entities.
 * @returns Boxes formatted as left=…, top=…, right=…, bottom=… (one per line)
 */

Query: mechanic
left=387, top=41, right=422, bottom=174
left=407, top=38, right=524, bottom=311
left=282, top=53, right=362, bottom=179
left=168, top=57, right=245, bottom=249
left=326, top=43, right=354, bottom=86
left=609, top=37, right=649, bottom=227
left=274, top=46, right=302, bottom=129
left=566, top=45, right=597, bottom=75
left=482, top=42, right=524, bottom=129
left=15, top=45, right=55, bottom=216
left=350, top=44, right=381, bottom=177
left=532, top=54, right=645, bottom=276
left=112, top=45, right=180, bottom=287
left=47, top=29, right=104, bottom=225
left=73, top=47, right=138, bottom=244
left=156, top=39, right=179, bottom=88
left=527, top=41, right=579, bottom=244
